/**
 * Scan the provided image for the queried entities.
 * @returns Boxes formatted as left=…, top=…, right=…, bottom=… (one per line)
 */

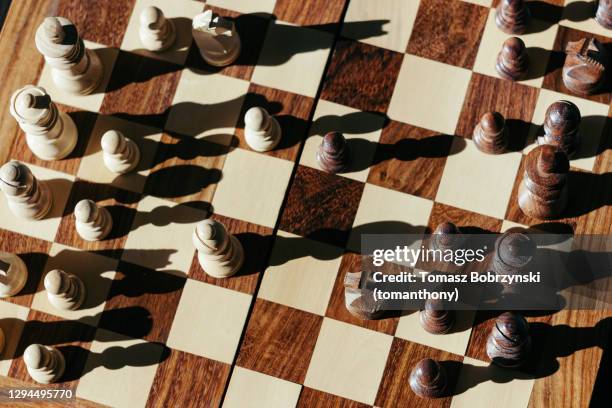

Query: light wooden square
left=347, top=183, right=433, bottom=252
left=166, top=279, right=251, bottom=364
left=436, top=138, right=522, bottom=219
left=122, top=196, right=207, bottom=275
left=388, top=54, right=472, bottom=134
left=258, top=230, right=343, bottom=315
left=304, top=318, right=393, bottom=405
left=0, top=164, right=74, bottom=242
left=501, top=220, right=528, bottom=232
left=120, top=0, right=204, bottom=65
left=473, top=10, right=559, bottom=88
left=462, top=0, right=493, bottom=6
left=206, top=0, right=277, bottom=14
left=450, top=356, right=535, bottom=408
left=37, top=41, right=118, bottom=112
left=224, top=366, right=301, bottom=408
left=31, top=243, right=117, bottom=326
left=301, top=99, right=385, bottom=182
left=165, top=68, right=250, bottom=145
left=76, top=328, right=164, bottom=408
left=252, top=22, right=333, bottom=97
left=211, top=148, right=293, bottom=228
left=525, top=88, right=609, bottom=172
left=0, top=301, right=29, bottom=376
left=342, top=0, right=420, bottom=53
left=560, top=0, right=612, bottom=38
left=77, top=114, right=162, bottom=194
left=394, top=310, right=476, bottom=356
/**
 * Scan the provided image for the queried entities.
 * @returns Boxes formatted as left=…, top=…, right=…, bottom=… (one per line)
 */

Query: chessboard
left=0, top=0, right=611, bottom=407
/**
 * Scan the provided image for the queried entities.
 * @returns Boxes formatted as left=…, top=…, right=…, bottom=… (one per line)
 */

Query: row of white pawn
left=0, top=250, right=85, bottom=384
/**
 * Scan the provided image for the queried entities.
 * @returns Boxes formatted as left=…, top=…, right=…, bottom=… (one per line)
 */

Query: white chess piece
left=192, top=219, right=244, bottom=278
left=192, top=10, right=241, bottom=67
left=74, top=199, right=113, bottom=241
left=101, top=130, right=141, bottom=174
left=9, top=85, right=78, bottom=160
left=0, top=251, right=28, bottom=298
left=44, top=269, right=86, bottom=311
left=24, top=344, right=65, bottom=384
left=139, top=6, right=176, bottom=52
left=244, top=107, right=282, bottom=152
left=0, top=161, right=53, bottom=220
left=35, top=16, right=104, bottom=95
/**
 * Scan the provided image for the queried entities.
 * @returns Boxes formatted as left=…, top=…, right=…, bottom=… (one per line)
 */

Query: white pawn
left=24, top=344, right=65, bottom=384
left=139, top=6, right=176, bottom=52
left=244, top=107, right=282, bottom=152
left=74, top=199, right=113, bottom=241
left=44, top=269, right=86, bottom=311
left=0, top=161, right=53, bottom=220
left=35, top=16, right=104, bottom=95
left=10, top=85, right=78, bottom=161
left=192, top=219, right=244, bottom=278
left=0, top=251, right=28, bottom=298
left=192, top=10, right=241, bottom=67
left=101, top=130, right=141, bottom=174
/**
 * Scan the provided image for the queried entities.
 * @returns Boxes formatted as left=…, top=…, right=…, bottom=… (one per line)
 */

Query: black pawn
left=419, top=299, right=455, bottom=334
left=496, top=37, right=529, bottom=81
left=495, top=0, right=530, bottom=34
left=316, top=131, right=350, bottom=173
left=492, top=232, right=535, bottom=275
left=486, top=311, right=532, bottom=368
left=596, top=0, right=612, bottom=29
left=409, top=358, right=448, bottom=398
left=431, top=221, right=462, bottom=250
left=539, top=100, right=581, bottom=157
left=473, top=111, right=508, bottom=154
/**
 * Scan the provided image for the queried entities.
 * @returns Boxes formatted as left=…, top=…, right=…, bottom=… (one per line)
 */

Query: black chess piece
left=495, top=0, right=530, bottom=34
left=419, top=298, right=455, bottom=334
left=409, top=358, right=448, bottom=398
left=486, top=311, right=532, bottom=368
left=492, top=232, right=536, bottom=276
left=496, top=37, right=529, bottom=81
left=473, top=111, right=508, bottom=154
left=538, top=100, right=581, bottom=157
left=596, top=0, right=612, bottom=29
left=563, top=38, right=608, bottom=96
left=430, top=222, right=463, bottom=251
left=316, top=131, right=350, bottom=173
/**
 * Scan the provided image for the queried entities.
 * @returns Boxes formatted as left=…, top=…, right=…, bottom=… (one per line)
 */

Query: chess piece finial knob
left=74, top=199, right=113, bottom=241
left=496, top=36, right=529, bottom=81
left=244, top=107, right=282, bottom=152
left=495, top=0, right=530, bottom=34
left=24, top=344, right=66, bottom=384
left=563, top=38, right=607, bottom=96
left=316, top=131, right=350, bottom=173
left=193, top=218, right=244, bottom=278
left=42, top=17, right=65, bottom=43
left=101, top=130, right=140, bottom=174
left=473, top=111, right=508, bottom=154
left=486, top=311, right=531, bottom=368
left=409, top=358, right=448, bottom=398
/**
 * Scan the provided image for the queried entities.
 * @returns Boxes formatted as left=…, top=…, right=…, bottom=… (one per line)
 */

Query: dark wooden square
left=236, top=299, right=323, bottom=383
left=8, top=309, right=96, bottom=388
left=145, top=132, right=227, bottom=207
left=0, top=229, right=51, bottom=308
left=146, top=350, right=230, bottom=408
left=8, top=105, right=98, bottom=176
left=234, top=83, right=315, bottom=162
left=325, top=252, right=399, bottom=335
left=407, top=0, right=488, bottom=69
left=185, top=6, right=271, bottom=82
left=279, top=165, right=365, bottom=248
left=57, top=0, right=135, bottom=48
left=100, top=52, right=182, bottom=129
left=375, top=337, right=463, bottom=407
left=273, top=0, right=346, bottom=29
left=367, top=120, right=453, bottom=200
left=320, top=39, right=403, bottom=114
left=189, top=214, right=274, bottom=295
left=542, top=25, right=612, bottom=105
left=54, top=180, right=141, bottom=257
left=455, top=73, right=539, bottom=151
left=428, top=202, right=503, bottom=234
left=100, top=261, right=185, bottom=343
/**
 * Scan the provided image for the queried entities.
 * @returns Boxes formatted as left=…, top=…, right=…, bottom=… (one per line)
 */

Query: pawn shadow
left=563, top=170, right=612, bottom=217
left=522, top=1, right=594, bottom=34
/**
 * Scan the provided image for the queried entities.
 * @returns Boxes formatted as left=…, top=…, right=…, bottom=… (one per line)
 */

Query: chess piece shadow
left=570, top=115, right=612, bottom=160
left=524, top=1, right=593, bottom=33
left=5, top=251, right=50, bottom=297
left=104, top=51, right=183, bottom=94
left=523, top=46, right=554, bottom=80
left=128, top=200, right=211, bottom=233
left=563, top=171, right=612, bottom=217
left=144, top=164, right=221, bottom=199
